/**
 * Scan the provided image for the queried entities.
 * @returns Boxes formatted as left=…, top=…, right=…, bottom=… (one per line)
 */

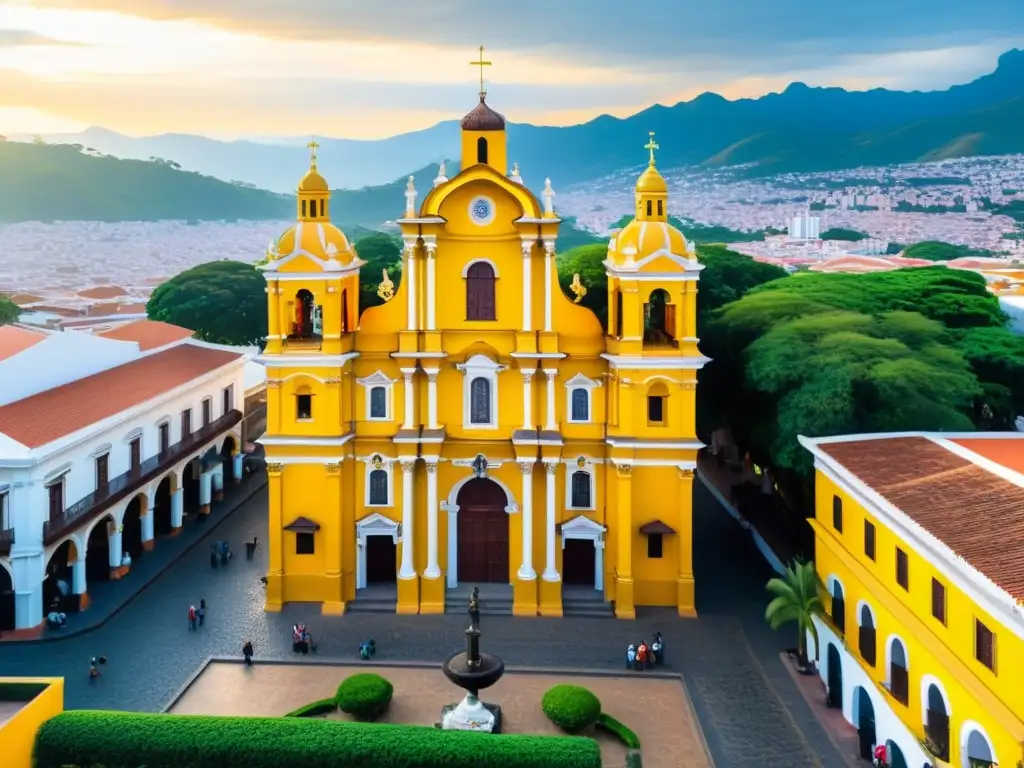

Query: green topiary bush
left=596, top=713, right=641, bottom=748
left=284, top=697, right=337, bottom=718
left=541, top=685, right=602, bottom=733
left=33, top=711, right=602, bottom=768
left=335, top=673, right=394, bottom=721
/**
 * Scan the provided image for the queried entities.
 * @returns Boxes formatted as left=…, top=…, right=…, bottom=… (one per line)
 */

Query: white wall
left=0, top=333, right=142, bottom=405
left=810, top=616, right=930, bottom=768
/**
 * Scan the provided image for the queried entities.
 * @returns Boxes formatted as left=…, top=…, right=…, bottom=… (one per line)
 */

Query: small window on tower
left=319, top=199, right=325, bottom=217
left=477, top=137, right=488, bottom=164
left=657, top=200, right=663, bottom=216
left=301, top=200, right=307, bottom=218
left=646, top=200, right=652, bottom=217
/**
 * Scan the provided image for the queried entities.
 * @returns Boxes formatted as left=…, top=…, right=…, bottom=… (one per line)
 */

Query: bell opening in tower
left=643, top=288, right=678, bottom=349
left=477, top=137, right=488, bottom=165
left=290, top=289, right=323, bottom=345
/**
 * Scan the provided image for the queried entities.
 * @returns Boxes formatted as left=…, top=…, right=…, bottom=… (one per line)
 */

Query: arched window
left=643, top=288, right=677, bottom=348
left=647, top=382, right=669, bottom=426
left=832, top=495, right=843, bottom=532
left=657, top=200, right=663, bottom=216
left=888, top=637, right=909, bottom=705
left=615, top=291, right=624, bottom=338
left=646, top=200, right=652, bottom=216
left=293, top=289, right=317, bottom=339
left=570, top=388, right=590, bottom=422
left=369, top=469, right=388, bottom=505
left=925, top=683, right=950, bottom=761
left=319, top=199, right=325, bottom=217
left=470, top=377, right=491, bottom=424
left=369, top=386, right=387, bottom=419
left=477, top=137, right=488, bottom=164
left=466, top=261, right=496, bottom=320
left=570, top=471, right=591, bottom=508
left=301, top=199, right=307, bottom=218
left=830, top=578, right=845, bottom=634
left=858, top=604, right=876, bottom=666
left=341, top=288, right=349, bottom=333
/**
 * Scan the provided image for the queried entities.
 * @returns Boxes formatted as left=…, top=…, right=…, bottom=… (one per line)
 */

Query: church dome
left=273, top=221, right=356, bottom=265
left=608, top=218, right=690, bottom=268
left=461, top=95, right=506, bottom=131
left=298, top=168, right=329, bottom=193
left=636, top=164, right=667, bottom=194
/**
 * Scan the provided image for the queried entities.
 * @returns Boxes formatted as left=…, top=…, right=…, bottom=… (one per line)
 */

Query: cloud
left=0, top=28, right=82, bottom=46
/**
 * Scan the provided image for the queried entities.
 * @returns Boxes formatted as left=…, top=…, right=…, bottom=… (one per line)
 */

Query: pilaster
left=513, top=461, right=539, bottom=616
left=141, top=505, right=155, bottom=551
left=396, top=459, right=420, bottom=614
left=265, top=462, right=285, bottom=611
left=614, top=463, right=635, bottom=619
left=421, top=460, right=444, bottom=613
left=322, top=461, right=346, bottom=615
left=539, top=461, right=563, bottom=616
left=677, top=468, right=697, bottom=617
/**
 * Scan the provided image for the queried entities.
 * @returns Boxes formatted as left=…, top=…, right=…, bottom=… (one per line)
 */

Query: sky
left=1, top=0, right=1022, bottom=140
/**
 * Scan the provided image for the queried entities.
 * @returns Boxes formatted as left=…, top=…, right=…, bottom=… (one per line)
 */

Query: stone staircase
left=562, top=587, right=614, bottom=618
left=445, top=593, right=514, bottom=616
left=347, top=588, right=398, bottom=614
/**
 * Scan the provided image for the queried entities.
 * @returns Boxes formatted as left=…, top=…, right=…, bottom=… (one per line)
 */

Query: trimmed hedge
left=33, top=711, right=603, bottom=768
left=541, top=685, right=602, bottom=733
left=335, top=673, right=393, bottom=721
left=596, top=713, right=641, bottom=749
left=0, top=682, right=47, bottom=701
left=285, top=697, right=338, bottom=718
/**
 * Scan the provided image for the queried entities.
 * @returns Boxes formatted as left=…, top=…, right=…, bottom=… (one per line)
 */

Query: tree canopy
left=699, top=265, right=1020, bottom=489
left=0, top=295, right=19, bottom=325
left=901, top=241, right=992, bottom=262
left=354, top=233, right=403, bottom=314
left=556, top=243, right=609, bottom=329
left=820, top=228, right=867, bottom=241
left=147, top=260, right=267, bottom=346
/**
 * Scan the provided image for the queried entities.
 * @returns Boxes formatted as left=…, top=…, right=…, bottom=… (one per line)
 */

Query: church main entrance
left=456, top=478, right=509, bottom=583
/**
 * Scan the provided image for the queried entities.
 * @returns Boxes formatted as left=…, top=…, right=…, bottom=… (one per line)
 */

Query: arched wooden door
left=456, top=478, right=509, bottom=583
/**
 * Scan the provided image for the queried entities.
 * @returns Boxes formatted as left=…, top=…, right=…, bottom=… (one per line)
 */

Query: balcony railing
left=0, top=527, right=12, bottom=556
left=42, top=409, right=242, bottom=545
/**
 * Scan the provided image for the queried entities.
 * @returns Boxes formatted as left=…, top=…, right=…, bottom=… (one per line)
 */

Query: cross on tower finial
left=470, top=45, right=492, bottom=97
left=307, top=136, right=320, bottom=169
left=645, top=131, right=659, bottom=166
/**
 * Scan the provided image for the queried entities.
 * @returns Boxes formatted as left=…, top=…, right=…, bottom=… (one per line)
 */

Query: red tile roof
left=0, top=326, right=47, bottom=362
left=96, top=320, right=193, bottom=350
left=817, top=436, right=1024, bottom=601
left=953, top=438, right=1024, bottom=475
left=0, top=344, right=241, bottom=449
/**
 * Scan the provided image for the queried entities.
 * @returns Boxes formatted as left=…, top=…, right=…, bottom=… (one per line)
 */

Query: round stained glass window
left=469, top=196, right=495, bottom=225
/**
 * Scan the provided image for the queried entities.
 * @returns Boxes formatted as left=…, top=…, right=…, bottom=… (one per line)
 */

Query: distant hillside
left=0, top=142, right=291, bottom=223
left=18, top=49, right=1024, bottom=192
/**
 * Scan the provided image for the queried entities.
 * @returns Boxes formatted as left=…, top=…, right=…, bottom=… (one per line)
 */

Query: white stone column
left=401, top=368, right=416, bottom=430
left=404, top=240, right=418, bottom=330
left=543, top=241, right=555, bottom=332
left=212, top=465, right=224, bottom=501
left=72, top=556, right=87, bottom=596
left=425, top=242, right=437, bottom=330
left=518, top=462, right=536, bottom=580
left=425, top=369, right=439, bottom=430
left=424, top=461, right=440, bottom=578
left=543, top=462, right=560, bottom=581
left=142, top=505, right=155, bottom=547
left=544, top=369, right=557, bottom=431
left=170, top=488, right=184, bottom=528
left=14, top=586, right=42, bottom=630
left=521, top=369, right=535, bottom=431
left=521, top=241, right=533, bottom=332
left=399, top=460, right=416, bottom=579
left=108, top=528, right=123, bottom=571
left=447, top=506, right=459, bottom=588
left=594, top=541, right=604, bottom=591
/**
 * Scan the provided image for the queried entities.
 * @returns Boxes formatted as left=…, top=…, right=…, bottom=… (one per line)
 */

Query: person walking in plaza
left=197, top=599, right=206, bottom=627
left=188, top=605, right=197, bottom=631
left=242, top=640, right=254, bottom=666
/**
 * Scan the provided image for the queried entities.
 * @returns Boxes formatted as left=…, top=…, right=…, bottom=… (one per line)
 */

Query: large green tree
left=147, top=260, right=267, bottom=346
left=354, top=233, right=403, bottom=314
left=556, top=243, right=609, bottom=329
left=0, top=295, right=18, bottom=325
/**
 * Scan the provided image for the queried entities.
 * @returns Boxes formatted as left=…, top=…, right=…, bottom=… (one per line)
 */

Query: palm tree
left=765, top=559, right=823, bottom=671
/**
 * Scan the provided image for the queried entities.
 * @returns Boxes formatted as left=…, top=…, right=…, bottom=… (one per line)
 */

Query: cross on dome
left=645, top=132, right=659, bottom=166
left=470, top=46, right=492, bottom=97
left=307, top=137, right=320, bottom=169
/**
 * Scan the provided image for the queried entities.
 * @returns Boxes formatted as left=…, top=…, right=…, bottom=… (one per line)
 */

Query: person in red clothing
left=188, top=605, right=197, bottom=631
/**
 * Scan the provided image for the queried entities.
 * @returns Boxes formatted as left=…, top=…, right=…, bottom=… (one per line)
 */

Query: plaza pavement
left=0, top=480, right=846, bottom=768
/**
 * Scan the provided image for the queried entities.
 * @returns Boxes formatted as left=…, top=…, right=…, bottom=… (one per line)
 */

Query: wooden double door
left=457, top=478, right=509, bottom=583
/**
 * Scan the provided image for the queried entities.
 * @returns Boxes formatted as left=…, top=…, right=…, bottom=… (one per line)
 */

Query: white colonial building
left=0, top=320, right=254, bottom=635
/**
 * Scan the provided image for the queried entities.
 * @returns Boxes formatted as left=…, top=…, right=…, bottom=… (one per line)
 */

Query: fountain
left=439, top=587, right=505, bottom=733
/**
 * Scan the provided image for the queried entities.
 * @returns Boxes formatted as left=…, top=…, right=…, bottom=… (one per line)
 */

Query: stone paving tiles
left=0, top=480, right=847, bottom=767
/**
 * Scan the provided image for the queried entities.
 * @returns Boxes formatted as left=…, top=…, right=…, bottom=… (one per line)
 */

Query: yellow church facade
left=257, top=84, right=708, bottom=619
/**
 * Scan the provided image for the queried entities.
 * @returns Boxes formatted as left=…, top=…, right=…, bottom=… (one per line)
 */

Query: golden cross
left=470, top=45, right=492, bottom=96
left=307, top=137, right=319, bottom=167
left=645, top=132, right=659, bottom=165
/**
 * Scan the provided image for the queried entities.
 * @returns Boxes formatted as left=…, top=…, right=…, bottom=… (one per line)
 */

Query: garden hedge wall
left=33, top=711, right=603, bottom=768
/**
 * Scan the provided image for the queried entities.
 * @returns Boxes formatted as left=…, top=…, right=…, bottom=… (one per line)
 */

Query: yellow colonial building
left=257, top=79, right=708, bottom=619
left=801, top=432, right=1024, bottom=768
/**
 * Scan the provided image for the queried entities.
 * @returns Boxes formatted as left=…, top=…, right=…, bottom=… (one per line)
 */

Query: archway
left=121, top=494, right=146, bottom=560
left=220, top=435, right=237, bottom=483
left=826, top=643, right=842, bottom=708
left=153, top=475, right=174, bottom=536
left=563, top=539, right=595, bottom=586
left=829, top=577, right=846, bottom=634
left=182, top=459, right=200, bottom=514
left=852, top=686, right=876, bottom=761
left=643, top=288, right=676, bottom=348
left=925, top=681, right=950, bottom=762
left=858, top=602, right=876, bottom=666
left=0, top=563, right=14, bottom=631
left=886, top=740, right=908, bottom=768
left=456, top=478, right=509, bottom=583
left=85, top=516, right=114, bottom=583
left=962, top=724, right=996, bottom=768
left=42, top=539, right=77, bottom=614
left=293, top=289, right=316, bottom=339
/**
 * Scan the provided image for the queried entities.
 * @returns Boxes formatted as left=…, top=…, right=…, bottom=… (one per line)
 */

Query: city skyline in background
left=1, top=0, right=1022, bottom=138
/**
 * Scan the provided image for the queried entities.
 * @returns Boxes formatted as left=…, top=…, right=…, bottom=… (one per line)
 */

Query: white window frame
left=357, top=370, right=396, bottom=422
left=363, top=456, right=394, bottom=508
left=564, top=373, right=601, bottom=424
left=564, top=459, right=597, bottom=511
left=457, top=354, right=503, bottom=430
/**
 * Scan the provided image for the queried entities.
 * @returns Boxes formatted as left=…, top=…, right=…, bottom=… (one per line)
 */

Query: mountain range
left=7, top=49, right=1023, bottom=195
